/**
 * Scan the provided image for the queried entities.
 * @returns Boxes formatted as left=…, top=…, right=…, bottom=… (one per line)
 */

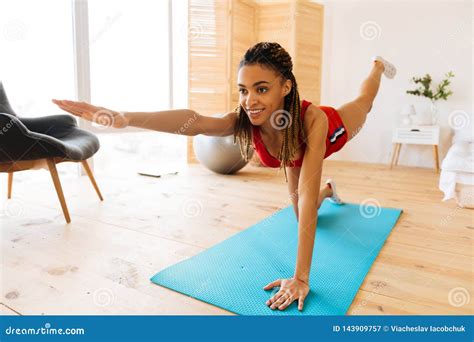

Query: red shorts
left=319, top=106, right=348, bottom=158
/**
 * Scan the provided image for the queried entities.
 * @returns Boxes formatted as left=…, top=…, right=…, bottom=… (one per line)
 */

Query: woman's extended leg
left=336, top=60, right=385, bottom=141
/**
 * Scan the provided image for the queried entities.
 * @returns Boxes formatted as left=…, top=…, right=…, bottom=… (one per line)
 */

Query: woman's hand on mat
left=264, top=277, right=309, bottom=311
left=52, top=99, right=129, bottom=128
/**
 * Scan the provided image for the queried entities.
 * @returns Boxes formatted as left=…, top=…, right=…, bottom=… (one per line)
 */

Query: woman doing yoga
left=53, top=42, right=396, bottom=311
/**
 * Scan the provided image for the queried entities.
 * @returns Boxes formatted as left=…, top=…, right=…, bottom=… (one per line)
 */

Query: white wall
left=318, top=0, right=472, bottom=168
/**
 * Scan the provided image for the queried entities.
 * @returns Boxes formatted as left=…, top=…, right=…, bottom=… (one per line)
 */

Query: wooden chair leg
left=394, top=143, right=402, bottom=166
left=81, top=160, right=104, bottom=201
left=433, top=145, right=440, bottom=173
left=7, top=172, right=13, bottom=199
left=46, top=158, right=71, bottom=223
left=390, top=143, right=401, bottom=169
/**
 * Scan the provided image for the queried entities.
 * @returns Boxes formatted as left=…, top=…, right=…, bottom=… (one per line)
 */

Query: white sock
left=325, top=179, right=343, bottom=205
left=372, top=56, right=397, bottom=79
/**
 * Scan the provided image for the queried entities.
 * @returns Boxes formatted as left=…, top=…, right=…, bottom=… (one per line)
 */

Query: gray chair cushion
left=0, top=81, right=100, bottom=163
left=0, top=113, right=100, bottom=162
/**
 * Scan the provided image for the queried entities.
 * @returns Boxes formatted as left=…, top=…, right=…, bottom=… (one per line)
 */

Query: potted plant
left=406, top=71, right=454, bottom=124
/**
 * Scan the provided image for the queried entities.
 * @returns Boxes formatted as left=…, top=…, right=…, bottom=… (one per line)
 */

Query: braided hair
left=233, top=42, right=306, bottom=182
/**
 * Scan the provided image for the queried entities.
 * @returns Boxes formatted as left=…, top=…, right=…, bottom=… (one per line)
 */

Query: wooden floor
left=1, top=160, right=472, bottom=315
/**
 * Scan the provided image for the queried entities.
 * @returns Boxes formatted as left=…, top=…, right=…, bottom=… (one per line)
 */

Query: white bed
left=439, top=115, right=474, bottom=208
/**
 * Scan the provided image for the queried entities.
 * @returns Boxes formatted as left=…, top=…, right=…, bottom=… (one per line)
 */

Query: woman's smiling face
left=237, top=64, right=291, bottom=126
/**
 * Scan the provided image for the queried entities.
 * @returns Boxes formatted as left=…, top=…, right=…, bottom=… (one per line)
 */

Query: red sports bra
left=251, top=100, right=311, bottom=168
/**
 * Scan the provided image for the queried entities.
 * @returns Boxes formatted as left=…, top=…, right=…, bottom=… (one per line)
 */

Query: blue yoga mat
left=151, top=201, right=402, bottom=315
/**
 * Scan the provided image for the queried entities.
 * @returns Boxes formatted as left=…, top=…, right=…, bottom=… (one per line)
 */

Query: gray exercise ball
left=193, top=134, right=253, bottom=174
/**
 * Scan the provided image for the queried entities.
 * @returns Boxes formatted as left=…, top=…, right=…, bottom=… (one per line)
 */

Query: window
left=88, top=0, right=171, bottom=111
left=0, top=0, right=75, bottom=118
left=87, top=0, right=185, bottom=174
left=0, top=0, right=187, bottom=180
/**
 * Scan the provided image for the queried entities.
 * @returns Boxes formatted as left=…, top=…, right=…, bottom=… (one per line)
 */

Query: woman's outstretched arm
left=264, top=105, right=328, bottom=312
left=286, top=166, right=301, bottom=221
left=294, top=109, right=328, bottom=286
left=52, top=99, right=237, bottom=136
